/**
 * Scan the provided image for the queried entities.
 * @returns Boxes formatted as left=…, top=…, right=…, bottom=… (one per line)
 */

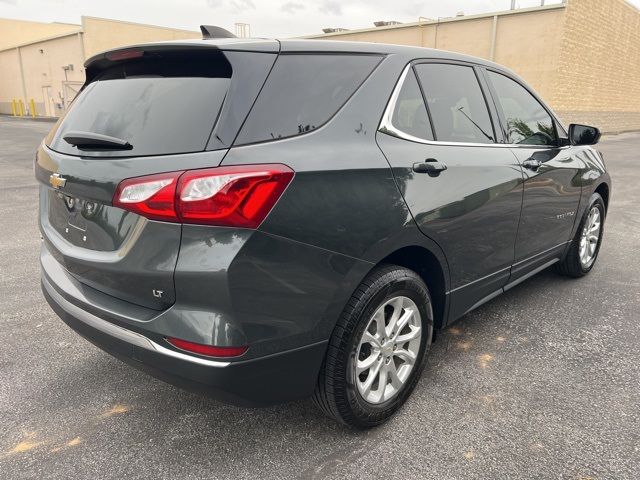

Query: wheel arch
left=316, top=228, right=451, bottom=347
left=594, top=182, right=610, bottom=212
left=374, top=245, right=448, bottom=333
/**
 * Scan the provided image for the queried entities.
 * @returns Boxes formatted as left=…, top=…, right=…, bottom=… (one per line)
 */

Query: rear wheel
left=312, top=265, right=433, bottom=428
left=555, top=193, right=606, bottom=277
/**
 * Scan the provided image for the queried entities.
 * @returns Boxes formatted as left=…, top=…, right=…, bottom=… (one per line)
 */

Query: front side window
left=389, top=69, right=433, bottom=141
left=415, top=63, right=495, bottom=144
left=487, top=71, right=557, bottom=146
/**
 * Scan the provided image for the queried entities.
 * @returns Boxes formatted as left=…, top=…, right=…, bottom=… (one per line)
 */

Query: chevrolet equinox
left=37, top=35, right=611, bottom=428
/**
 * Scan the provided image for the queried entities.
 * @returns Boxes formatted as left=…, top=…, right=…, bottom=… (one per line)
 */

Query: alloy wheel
left=579, top=206, right=601, bottom=268
left=355, top=296, right=422, bottom=404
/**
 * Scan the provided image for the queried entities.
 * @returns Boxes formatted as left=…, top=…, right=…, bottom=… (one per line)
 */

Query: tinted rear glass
left=46, top=53, right=232, bottom=158
left=234, top=54, right=381, bottom=145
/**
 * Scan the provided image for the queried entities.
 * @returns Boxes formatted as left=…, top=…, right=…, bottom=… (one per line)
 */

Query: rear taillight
left=166, top=337, right=248, bottom=358
left=112, top=164, right=294, bottom=228
left=114, top=171, right=182, bottom=221
left=177, top=165, right=294, bottom=228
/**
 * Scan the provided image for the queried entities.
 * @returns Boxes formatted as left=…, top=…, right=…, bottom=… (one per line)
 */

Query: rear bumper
left=42, top=275, right=328, bottom=407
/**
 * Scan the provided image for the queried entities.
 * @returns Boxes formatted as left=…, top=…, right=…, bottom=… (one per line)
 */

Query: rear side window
left=234, top=54, right=381, bottom=145
left=390, top=69, right=433, bottom=141
left=415, top=63, right=495, bottom=144
left=487, top=71, right=557, bottom=146
left=46, top=51, right=274, bottom=158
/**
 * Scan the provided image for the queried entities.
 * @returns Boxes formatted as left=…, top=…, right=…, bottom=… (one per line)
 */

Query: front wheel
left=312, top=265, right=433, bottom=428
left=555, top=192, right=606, bottom=277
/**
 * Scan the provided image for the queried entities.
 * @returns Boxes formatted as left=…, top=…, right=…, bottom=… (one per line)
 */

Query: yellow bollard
left=29, top=98, right=36, bottom=118
left=11, top=99, right=17, bottom=116
left=18, top=99, right=25, bottom=116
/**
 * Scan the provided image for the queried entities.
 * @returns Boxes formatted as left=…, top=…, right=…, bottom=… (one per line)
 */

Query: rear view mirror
left=568, top=124, right=601, bottom=146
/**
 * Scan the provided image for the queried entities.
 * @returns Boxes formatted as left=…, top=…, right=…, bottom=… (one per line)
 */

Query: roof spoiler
left=200, top=25, right=236, bottom=39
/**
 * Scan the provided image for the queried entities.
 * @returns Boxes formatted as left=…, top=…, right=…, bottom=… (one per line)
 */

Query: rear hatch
left=37, top=42, right=278, bottom=310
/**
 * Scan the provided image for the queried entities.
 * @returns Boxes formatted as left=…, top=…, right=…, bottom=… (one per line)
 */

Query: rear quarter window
left=234, top=54, right=382, bottom=145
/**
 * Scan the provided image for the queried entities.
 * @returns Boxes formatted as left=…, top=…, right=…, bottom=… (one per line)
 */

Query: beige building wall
left=81, top=16, right=200, bottom=59
left=0, top=16, right=200, bottom=116
left=553, top=0, right=640, bottom=132
left=0, top=18, right=79, bottom=50
left=0, top=33, right=85, bottom=116
left=492, top=9, right=566, bottom=101
left=428, top=17, right=495, bottom=59
left=315, top=26, right=423, bottom=46
left=19, top=34, right=86, bottom=117
left=0, top=48, right=23, bottom=114
left=310, top=1, right=640, bottom=133
left=311, top=6, right=566, bottom=115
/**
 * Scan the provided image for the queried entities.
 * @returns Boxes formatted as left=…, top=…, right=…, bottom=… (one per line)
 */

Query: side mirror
left=568, top=124, right=601, bottom=146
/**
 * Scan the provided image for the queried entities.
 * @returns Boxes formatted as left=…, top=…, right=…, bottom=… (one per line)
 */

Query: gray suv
left=37, top=37, right=611, bottom=428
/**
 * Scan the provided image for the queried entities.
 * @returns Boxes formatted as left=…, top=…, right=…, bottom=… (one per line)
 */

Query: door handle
left=412, top=158, right=447, bottom=177
left=522, top=158, right=542, bottom=170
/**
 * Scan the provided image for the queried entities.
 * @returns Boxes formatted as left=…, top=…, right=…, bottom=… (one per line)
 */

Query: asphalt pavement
left=0, top=116, right=638, bottom=479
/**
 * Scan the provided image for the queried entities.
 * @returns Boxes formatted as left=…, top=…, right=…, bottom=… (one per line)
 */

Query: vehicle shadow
left=28, top=267, right=575, bottom=477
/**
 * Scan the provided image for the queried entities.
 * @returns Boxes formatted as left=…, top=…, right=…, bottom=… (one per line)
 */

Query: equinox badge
left=49, top=173, right=67, bottom=189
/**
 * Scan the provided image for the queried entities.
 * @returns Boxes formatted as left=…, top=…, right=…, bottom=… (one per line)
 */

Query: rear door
left=377, top=61, right=524, bottom=321
left=37, top=45, right=277, bottom=310
left=483, top=69, right=582, bottom=280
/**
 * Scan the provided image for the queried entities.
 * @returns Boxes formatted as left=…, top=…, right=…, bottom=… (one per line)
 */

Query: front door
left=377, top=61, right=524, bottom=321
left=484, top=70, right=582, bottom=279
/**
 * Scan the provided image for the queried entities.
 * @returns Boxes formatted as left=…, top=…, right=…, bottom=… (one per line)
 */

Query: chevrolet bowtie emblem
left=49, top=173, right=67, bottom=189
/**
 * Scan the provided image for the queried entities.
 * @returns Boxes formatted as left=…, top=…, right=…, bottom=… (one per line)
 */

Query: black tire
left=555, top=192, right=606, bottom=278
left=312, top=265, right=434, bottom=428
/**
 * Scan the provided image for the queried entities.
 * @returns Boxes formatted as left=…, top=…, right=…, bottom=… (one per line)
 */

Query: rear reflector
left=112, top=164, right=294, bottom=228
left=166, top=337, right=248, bottom=358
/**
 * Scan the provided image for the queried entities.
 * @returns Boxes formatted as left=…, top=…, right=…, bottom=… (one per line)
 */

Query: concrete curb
left=0, top=114, right=58, bottom=123
left=600, top=129, right=640, bottom=136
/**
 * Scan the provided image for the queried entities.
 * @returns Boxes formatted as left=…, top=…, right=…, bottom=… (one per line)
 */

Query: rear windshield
left=234, top=54, right=382, bottom=145
left=46, top=53, right=232, bottom=158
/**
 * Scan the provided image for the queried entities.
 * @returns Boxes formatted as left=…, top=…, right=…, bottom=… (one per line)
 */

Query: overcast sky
left=1, top=0, right=640, bottom=37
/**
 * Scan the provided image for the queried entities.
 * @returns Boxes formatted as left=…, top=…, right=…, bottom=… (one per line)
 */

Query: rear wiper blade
left=63, top=131, right=133, bottom=150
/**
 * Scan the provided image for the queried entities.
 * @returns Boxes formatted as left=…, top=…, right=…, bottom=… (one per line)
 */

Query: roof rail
left=200, top=25, right=236, bottom=39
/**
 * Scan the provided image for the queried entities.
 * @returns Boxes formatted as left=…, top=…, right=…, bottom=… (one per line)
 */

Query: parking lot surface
left=1, top=116, right=638, bottom=479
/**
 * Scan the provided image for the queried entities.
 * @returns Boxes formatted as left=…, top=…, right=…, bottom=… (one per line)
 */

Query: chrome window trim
left=379, top=63, right=568, bottom=150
